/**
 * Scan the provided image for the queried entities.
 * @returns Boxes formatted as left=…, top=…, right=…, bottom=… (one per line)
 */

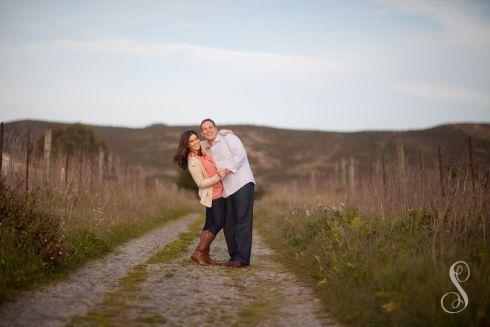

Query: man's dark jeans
left=224, top=182, right=255, bottom=265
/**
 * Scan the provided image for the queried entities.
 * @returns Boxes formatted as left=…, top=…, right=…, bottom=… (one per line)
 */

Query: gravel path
left=117, top=232, right=338, bottom=326
left=1, top=213, right=339, bottom=326
left=0, top=213, right=199, bottom=327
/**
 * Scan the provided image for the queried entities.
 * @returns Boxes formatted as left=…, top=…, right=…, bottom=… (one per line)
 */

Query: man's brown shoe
left=225, top=260, right=247, bottom=268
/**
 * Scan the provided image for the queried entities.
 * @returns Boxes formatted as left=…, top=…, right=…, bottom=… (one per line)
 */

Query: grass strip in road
left=69, top=219, right=202, bottom=326
left=237, top=282, right=283, bottom=325
left=66, top=208, right=191, bottom=270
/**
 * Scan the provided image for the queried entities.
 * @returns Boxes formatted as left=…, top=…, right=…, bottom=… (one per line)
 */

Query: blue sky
left=0, top=0, right=489, bottom=131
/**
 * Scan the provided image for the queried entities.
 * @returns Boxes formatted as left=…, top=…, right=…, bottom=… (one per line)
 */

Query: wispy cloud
left=6, top=38, right=349, bottom=74
left=376, top=0, right=490, bottom=44
left=388, top=81, right=490, bottom=104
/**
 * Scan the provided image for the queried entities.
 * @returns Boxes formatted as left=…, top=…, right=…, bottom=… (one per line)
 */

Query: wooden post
left=108, top=152, right=113, bottom=180
left=382, top=152, right=387, bottom=196
left=368, top=161, right=373, bottom=187
left=90, top=154, right=96, bottom=191
left=64, top=152, right=70, bottom=184
left=335, top=161, right=340, bottom=187
left=25, top=129, right=31, bottom=195
left=310, top=170, right=316, bottom=194
left=468, top=137, right=476, bottom=194
left=349, top=156, right=355, bottom=193
left=341, top=158, right=347, bottom=186
left=417, top=148, right=423, bottom=189
left=135, top=166, right=140, bottom=192
left=115, top=155, right=120, bottom=181
left=44, top=128, right=52, bottom=187
left=438, top=145, right=445, bottom=198
left=78, top=148, right=83, bottom=190
left=0, top=122, right=3, bottom=177
left=98, top=146, right=104, bottom=182
left=397, top=144, right=406, bottom=178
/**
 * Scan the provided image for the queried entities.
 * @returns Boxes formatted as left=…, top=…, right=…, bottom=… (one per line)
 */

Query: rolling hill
left=4, top=120, right=490, bottom=185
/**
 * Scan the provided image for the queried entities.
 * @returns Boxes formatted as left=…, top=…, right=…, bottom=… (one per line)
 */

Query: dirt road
left=0, top=213, right=338, bottom=326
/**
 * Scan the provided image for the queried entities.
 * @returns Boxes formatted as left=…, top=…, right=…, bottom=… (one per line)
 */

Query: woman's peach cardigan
left=187, top=148, right=220, bottom=208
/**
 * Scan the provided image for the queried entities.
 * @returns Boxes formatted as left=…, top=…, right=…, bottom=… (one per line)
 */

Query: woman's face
left=187, top=133, right=201, bottom=153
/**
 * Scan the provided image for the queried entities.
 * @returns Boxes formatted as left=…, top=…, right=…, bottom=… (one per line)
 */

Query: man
left=200, top=118, right=255, bottom=268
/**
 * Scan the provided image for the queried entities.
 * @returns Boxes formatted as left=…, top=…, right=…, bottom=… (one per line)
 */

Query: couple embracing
left=173, top=119, right=255, bottom=268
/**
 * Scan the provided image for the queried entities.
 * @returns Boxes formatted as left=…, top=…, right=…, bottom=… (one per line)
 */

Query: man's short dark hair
left=200, top=118, right=216, bottom=130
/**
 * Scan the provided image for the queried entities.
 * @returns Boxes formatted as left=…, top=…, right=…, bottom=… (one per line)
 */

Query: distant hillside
left=4, top=120, right=490, bottom=184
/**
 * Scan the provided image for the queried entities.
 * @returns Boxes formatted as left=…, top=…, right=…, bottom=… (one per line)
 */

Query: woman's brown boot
left=191, top=230, right=216, bottom=265
left=201, top=231, right=217, bottom=265
left=191, top=231, right=207, bottom=265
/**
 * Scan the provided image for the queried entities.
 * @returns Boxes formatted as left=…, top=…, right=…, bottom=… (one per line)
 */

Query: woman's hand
left=217, top=168, right=231, bottom=178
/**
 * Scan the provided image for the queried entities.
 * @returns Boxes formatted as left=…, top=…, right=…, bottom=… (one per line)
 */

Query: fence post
left=98, top=146, right=104, bottom=183
left=335, top=161, right=340, bottom=187
left=0, top=122, right=3, bottom=177
left=90, top=153, right=96, bottom=191
left=417, top=148, right=423, bottom=189
left=108, top=152, right=113, bottom=180
left=438, top=145, right=445, bottom=198
left=382, top=152, right=386, bottom=196
left=78, top=148, right=83, bottom=190
left=397, top=144, right=406, bottom=178
left=64, top=152, right=70, bottom=185
left=349, top=156, right=355, bottom=193
left=115, top=155, right=121, bottom=181
left=25, top=129, right=31, bottom=196
left=135, top=166, right=140, bottom=192
left=368, top=160, right=373, bottom=187
left=341, top=158, right=347, bottom=186
left=468, top=137, right=476, bottom=194
left=310, top=170, right=317, bottom=195
left=44, top=128, right=52, bottom=187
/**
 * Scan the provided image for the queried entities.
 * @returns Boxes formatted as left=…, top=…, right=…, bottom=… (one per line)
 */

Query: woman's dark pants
left=203, top=197, right=225, bottom=235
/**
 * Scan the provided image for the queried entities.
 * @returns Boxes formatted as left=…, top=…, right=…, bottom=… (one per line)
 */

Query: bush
left=0, top=178, right=191, bottom=304
left=0, top=179, right=68, bottom=302
left=257, top=203, right=490, bottom=326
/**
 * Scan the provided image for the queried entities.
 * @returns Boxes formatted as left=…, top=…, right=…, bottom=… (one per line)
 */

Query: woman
left=173, top=130, right=230, bottom=265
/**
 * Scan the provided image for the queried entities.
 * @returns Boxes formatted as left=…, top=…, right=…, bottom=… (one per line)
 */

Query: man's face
left=201, top=121, right=217, bottom=141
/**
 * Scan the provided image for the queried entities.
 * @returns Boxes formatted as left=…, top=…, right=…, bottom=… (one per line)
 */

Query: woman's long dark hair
left=173, top=130, right=202, bottom=170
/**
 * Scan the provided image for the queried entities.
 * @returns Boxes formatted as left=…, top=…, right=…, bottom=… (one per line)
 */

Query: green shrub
left=257, top=204, right=490, bottom=326
left=65, top=229, right=109, bottom=268
left=0, top=178, right=190, bottom=304
left=0, top=179, right=68, bottom=302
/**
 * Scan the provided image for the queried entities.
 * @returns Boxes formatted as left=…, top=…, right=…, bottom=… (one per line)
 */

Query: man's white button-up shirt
left=207, top=134, right=255, bottom=197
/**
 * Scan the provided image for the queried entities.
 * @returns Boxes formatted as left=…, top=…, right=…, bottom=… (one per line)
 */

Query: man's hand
left=218, top=129, right=234, bottom=136
left=217, top=168, right=231, bottom=178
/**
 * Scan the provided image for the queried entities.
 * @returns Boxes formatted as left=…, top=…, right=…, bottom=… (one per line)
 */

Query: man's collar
left=212, top=134, right=223, bottom=144
left=201, top=134, right=221, bottom=151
